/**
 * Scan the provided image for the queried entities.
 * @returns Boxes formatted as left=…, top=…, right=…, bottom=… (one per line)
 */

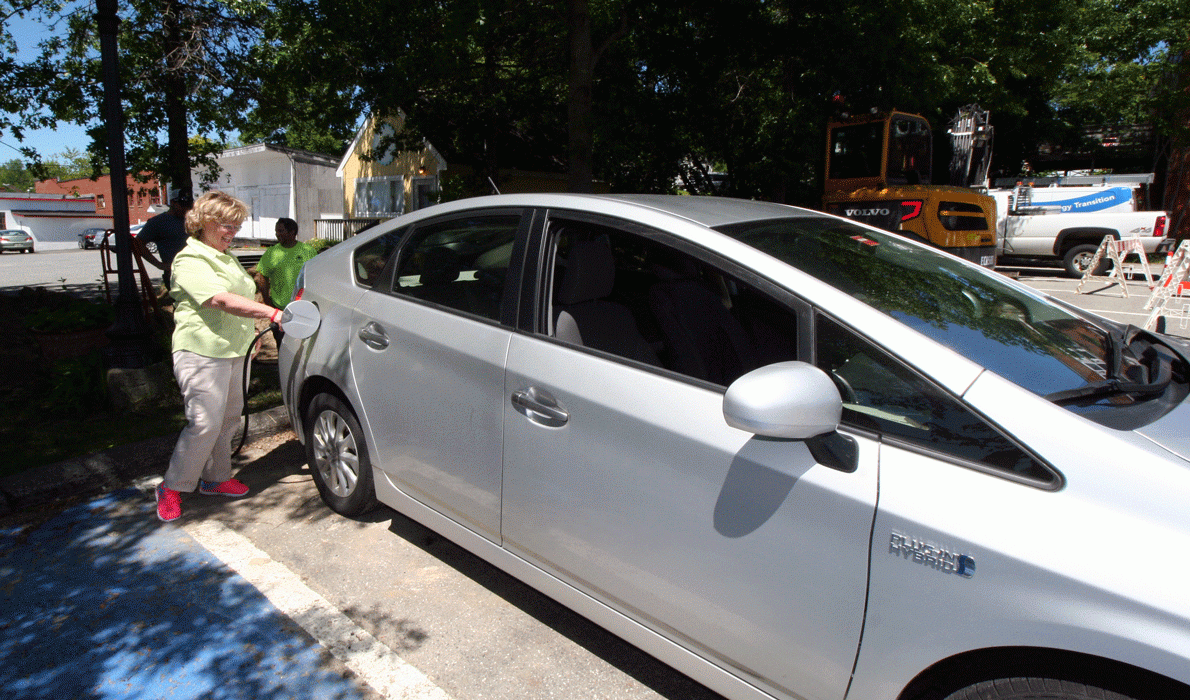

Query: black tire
left=1063, top=243, right=1111, bottom=278
left=944, top=677, right=1139, bottom=700
left=304, top=393, right=378, bottom=516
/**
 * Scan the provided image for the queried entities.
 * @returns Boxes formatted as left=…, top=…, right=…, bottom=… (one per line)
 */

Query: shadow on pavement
left=379, top=510, right=726, bottom=700
left=0, top=489, right=376, bottom=700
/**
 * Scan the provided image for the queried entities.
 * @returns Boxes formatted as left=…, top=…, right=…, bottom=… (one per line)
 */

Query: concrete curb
left=0, top=405, right=293, bottom=517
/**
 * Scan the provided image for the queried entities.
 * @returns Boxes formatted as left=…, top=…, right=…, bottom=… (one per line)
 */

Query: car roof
left=422, top=193, right=821, bottom=230
left=586, top=194, right=818, bottom=228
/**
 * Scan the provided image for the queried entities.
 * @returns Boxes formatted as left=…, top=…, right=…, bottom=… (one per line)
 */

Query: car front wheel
left=944, top=677, right=1139, bottom=700
left=1063, top=244, right=1111, bottom=278
left=304, top=393, right=378, bottom=516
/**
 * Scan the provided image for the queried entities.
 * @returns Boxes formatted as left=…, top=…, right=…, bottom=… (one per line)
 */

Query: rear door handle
left=357, top=322, right=389, bottom=350
left=511, top=387, right=569, bottom=427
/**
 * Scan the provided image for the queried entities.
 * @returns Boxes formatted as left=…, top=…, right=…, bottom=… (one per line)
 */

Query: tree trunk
left=567, top=0, right=595, bottom=193
left=162, top=0, right=192, bottom=196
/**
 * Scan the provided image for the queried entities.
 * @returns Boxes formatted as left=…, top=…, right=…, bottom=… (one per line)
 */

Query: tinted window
left=546, top=215, right=800, bottom=385
left=829, top=122, right=884, bottom=179
left=392, top=215, right=519, bottom=321
left=816, top=315, right=1053, bottom=484
left=716, top=217, right=1114, bottom=399
left=353, top=227, right=406, bottom=289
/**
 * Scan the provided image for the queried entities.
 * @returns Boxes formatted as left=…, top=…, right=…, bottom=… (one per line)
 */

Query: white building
left=197, top=144, right=342, bottom=242
left=0, top=192, right=112, bottom=250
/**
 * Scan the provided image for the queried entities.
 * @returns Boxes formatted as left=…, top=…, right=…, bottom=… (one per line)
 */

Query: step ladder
left=1075, top=234, right=1155, bottom=298
left=99, top=230, right=162, bottom=321
left=1144, top=240, right=1190, bottom=332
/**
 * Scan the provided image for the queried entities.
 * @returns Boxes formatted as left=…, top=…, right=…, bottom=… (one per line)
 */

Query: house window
left=355, top=176, right=405, bottom=217
left=97, top=194, right=106, bottom=209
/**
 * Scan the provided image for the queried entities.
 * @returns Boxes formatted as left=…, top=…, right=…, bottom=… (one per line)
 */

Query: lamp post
left=96, top=0, right=152, bottom=368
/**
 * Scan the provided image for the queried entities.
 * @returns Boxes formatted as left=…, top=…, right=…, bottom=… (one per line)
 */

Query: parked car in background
left=280, top=194, right=1190, bottom=700
left=0, top=229, right=34, bottom=253
left=100, top=224, right=155, bottom=254
left=78, top=227, right=109, bottom=249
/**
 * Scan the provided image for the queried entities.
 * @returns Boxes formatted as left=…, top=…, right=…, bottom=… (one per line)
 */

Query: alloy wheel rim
left=312, top=409, right=360, bottom=498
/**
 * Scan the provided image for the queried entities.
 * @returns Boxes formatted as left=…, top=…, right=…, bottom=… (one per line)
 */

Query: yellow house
left=338, top=113, right=606, bottom=220
left=338, top=113, right=448, bottom=218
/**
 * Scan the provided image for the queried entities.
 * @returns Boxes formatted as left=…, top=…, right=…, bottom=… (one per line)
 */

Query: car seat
left=554, top=239, right=659, bottom=366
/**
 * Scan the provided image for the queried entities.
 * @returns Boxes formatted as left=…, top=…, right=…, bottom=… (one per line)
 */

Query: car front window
left=716, top=217, right=1116, bottom=402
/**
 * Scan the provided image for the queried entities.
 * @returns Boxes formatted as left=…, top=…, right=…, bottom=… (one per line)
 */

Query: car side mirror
left=722, top=361, right=842, bottom=439
left=280, top=299, right=321, bottom=339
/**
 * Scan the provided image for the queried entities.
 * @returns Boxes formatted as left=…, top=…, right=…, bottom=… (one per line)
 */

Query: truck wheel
left=944, top=677, right=1138, bottom=700
left=1063, top=244, right=1110, bottom=278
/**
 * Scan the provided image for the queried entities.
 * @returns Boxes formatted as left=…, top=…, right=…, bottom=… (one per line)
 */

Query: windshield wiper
left=1045, top=326, right=1174, bottom=405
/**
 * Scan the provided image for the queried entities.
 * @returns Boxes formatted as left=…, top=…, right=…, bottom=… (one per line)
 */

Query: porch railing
left=315, top=218, right=385, bottom=242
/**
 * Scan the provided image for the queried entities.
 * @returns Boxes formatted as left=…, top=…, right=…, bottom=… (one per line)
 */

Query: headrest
left=557, top=240, right=615, bottom=304
left=651, top=251, right=701, bottom=281
left=420, top=247, right=461, bottom=286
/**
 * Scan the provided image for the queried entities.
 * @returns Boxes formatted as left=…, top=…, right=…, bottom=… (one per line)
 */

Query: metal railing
left=314, top=218, right=385, bottom=242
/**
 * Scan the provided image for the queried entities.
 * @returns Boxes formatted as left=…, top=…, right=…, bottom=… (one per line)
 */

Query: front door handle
left=511, top=387, right=569, bottom=427
left=357, top=322, right=389, bottom=350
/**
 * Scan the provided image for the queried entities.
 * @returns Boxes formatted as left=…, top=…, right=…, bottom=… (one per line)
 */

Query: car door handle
left=357, top=322, right=389, bottom=350
left=511, top=387, right=569, bottom=427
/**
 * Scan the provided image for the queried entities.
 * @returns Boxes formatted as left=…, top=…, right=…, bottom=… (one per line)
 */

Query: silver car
left=279, top=194, right=1190, bottom=700
left=0, top=229, right=34, bottom=253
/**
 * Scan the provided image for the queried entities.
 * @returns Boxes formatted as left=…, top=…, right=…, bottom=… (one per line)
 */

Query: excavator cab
left=823, top=110, right=998, bottom=268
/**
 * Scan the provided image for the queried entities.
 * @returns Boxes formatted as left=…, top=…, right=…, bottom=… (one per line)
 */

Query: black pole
left=96, top=0, right=152, bottom=368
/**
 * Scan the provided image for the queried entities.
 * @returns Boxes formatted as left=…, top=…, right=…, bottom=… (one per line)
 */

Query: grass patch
left=0, top=290, right=282, bottom=480
left=0, top=360, right=282, bottom=480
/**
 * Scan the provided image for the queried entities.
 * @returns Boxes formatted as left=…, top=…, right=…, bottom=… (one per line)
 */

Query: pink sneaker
left=198, top=478, right=249, bottom=497
left=156, top=484, right=182, bottom=522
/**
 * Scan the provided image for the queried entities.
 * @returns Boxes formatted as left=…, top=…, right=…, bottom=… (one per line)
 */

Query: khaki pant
left=163, top=351, right=247, bottom=492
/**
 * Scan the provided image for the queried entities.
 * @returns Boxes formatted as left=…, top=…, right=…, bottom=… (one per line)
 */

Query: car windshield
left=716, top=217, right=1140, bottom=405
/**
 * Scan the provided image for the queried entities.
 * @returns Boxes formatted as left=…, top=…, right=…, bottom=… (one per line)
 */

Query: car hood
left=1136, top=398, right=1190, bottom=462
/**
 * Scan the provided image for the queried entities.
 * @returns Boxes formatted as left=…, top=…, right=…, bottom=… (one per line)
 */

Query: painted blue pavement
left=0, top=490, right=370, bottom=700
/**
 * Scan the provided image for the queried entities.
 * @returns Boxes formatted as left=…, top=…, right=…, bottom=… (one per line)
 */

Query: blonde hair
left=185, top=191, right=249, bottom=237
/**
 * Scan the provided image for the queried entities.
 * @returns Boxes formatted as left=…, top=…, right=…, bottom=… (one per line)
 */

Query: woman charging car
left=155, top=191, right=286, bottom=523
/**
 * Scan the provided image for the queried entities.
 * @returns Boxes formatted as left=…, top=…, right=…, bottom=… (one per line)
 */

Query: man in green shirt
left=254, top=217, right=316, bottom=309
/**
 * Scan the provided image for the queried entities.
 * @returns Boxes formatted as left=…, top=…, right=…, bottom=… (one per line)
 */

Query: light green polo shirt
left=170, top=237, right=258, bottom=358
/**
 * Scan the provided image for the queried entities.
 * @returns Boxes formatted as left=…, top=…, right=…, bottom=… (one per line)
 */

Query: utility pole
left=96, top=0, right=153, bottom=369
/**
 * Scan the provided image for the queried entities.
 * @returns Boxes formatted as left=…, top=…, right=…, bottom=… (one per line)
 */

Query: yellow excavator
left=822, top=108, right=998, bottom=267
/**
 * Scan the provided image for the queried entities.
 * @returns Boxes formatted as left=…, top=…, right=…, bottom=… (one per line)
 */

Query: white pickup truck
left=991, top=183, right=1172, bottom=277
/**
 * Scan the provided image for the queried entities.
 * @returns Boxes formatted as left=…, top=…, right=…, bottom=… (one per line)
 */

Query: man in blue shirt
left=136, top=188, right=193, bottom=288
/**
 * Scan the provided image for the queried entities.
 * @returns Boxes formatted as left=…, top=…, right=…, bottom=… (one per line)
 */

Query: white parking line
left=184, top=518, right=454, bottom=700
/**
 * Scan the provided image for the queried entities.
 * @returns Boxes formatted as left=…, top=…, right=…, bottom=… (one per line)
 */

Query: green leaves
left=3, top=0, right=1186, bottom=199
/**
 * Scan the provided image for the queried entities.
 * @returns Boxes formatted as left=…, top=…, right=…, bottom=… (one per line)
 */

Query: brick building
left=35, top=174, right=164, bottom=226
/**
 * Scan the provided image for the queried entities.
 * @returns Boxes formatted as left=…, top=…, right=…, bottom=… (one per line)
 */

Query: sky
left=2, top=11, right=104, bottom=163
